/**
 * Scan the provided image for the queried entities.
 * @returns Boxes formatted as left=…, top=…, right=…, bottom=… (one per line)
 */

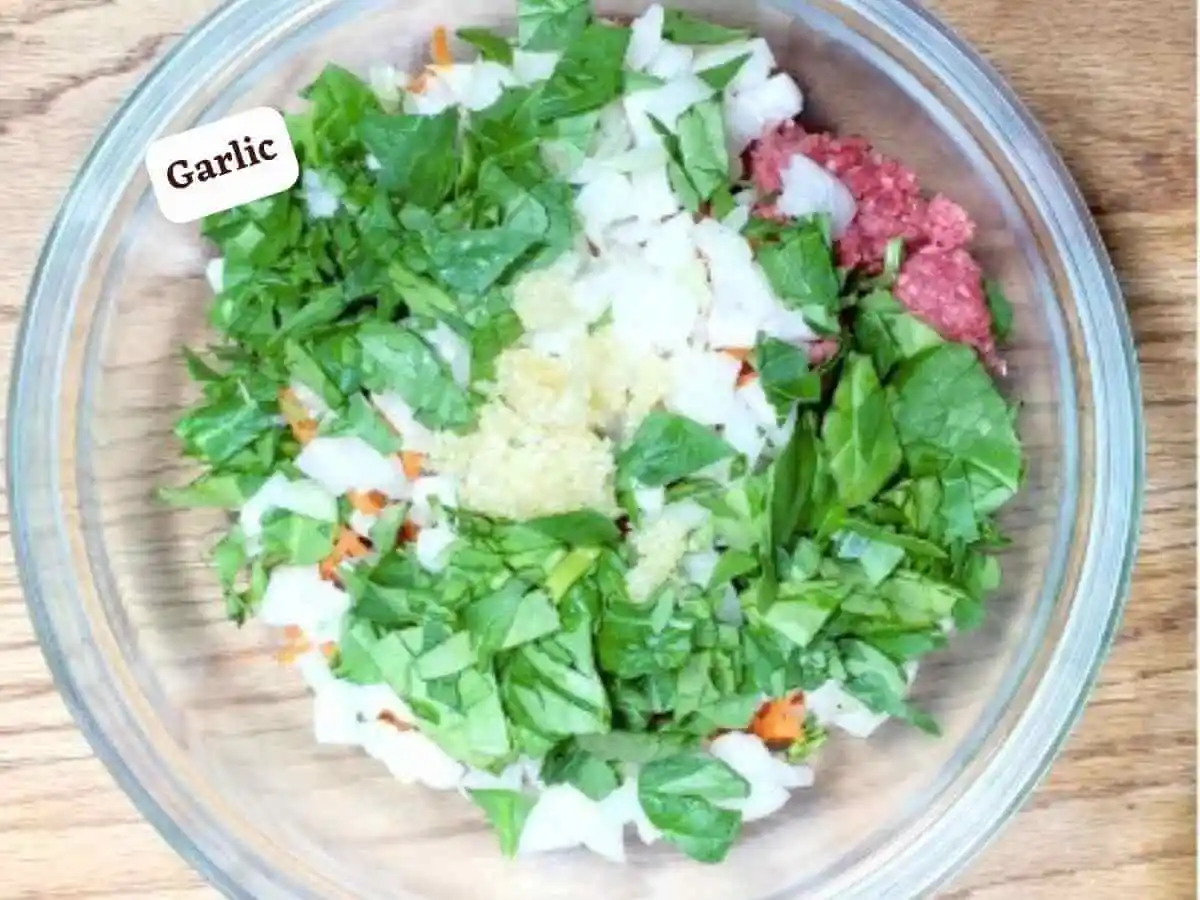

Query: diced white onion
left=415, top=524, right=458, bottom=572
left=625, top=4, right=666, bottom=72
left=776, top=151, right=857, bottom=237
left=259, top=565, right=350, bottom=635
left=725, top=72, right=804, bottom=154
left=302, top=169, right=340, bottom=218
left=296, top=436, right=409, bottom=498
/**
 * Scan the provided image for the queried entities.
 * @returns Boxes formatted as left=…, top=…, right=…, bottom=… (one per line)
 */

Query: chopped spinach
left=517, top=0, right=591, bottom=51
left=167, top=2, right=1025, bottom=867
left=823, top=354, right=902, bottom=508
left=618, top=411, right=735, bottom=487
left=457, top=27, right=515, bottom=64
left=469, top=789, right=537, bottom=857
left=538, top=23, right=631, bottom=121
left=660, top=10, right=749, bottom=45
left=638, top=751, right=749, bottom=863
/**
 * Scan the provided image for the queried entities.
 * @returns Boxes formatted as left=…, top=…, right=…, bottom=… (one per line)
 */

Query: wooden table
left=0, top=0, right=1193, bottom=897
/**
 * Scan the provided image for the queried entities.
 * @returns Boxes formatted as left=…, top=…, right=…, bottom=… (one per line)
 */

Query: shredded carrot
left=347, top=489, right=388, bottom=516
left=431, top=25, right=453, bottom=67
left=749, top=694, right=805, bottom=743
left=399, top=520, right=420, bottom=544
left=279, top=388, right=319, bottom=445
left=378, top=709, right=413, bottom=731
left=399, top=450, right=425, bottom=480
left=292, top=419, right=320, bottom=444
left=337, top=527, right=371, bottom=558
left=409, top=69, right=431, bottom=94
left=737, top=368, right=759, bottom=388
left=717, top=348, right=758, bottom=388
left=276, top=628, right=312, bottom=665
left=319, top=641, right=337, bottom=660
left=319, top=526, right=371, bottom=580
left=278, top=387, right=306, bottom=422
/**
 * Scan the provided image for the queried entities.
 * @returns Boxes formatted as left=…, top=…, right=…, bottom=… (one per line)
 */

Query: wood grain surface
left=0, top=0, right=1194, bottom=897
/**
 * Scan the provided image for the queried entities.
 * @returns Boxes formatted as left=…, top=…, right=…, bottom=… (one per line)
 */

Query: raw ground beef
left=893, top=247, right=994, bottom=364
left=805, top=338, right=840, bottom=365
left=749, top=122, right=998, bottom=365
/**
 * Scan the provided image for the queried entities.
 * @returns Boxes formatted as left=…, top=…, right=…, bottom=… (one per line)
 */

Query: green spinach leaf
left=322, top=393, right=404, bottom=454
left=660, top=10, right=749, bottom=45
left=541, top=738, right=621, bottom=800
left=360, top=109, right=459, bottom=208
left=457, top=27, right=515, bottom=64
left=422, top=227, right=542, bottom=297
left=984, top=279, right=1013, bottom=343
left=416, top=631, right=475, bottom=680
left=158, top=472, right=267, bottom=509
left=756, top=220, right=840, bottom=333
left=174, top=396, right=278, bottom=466
left=576, top=730, right=693, bottom=764
left=840, top=639, right=939, bottom=735
left=673, top=99, right=730, bottom=203
left=834, top=529, right=906, bottom=584
left=697, top=53, right=751, bottom=91
left=258, top=510, right=335, bottom=565
left=769, top=412, right=822, bottom=551
left=334, top=617, right=385, bottom=684
left=524, top=510, right=621, bottom=546
left=598, top=588, right=697, bottom=679
left=756, top=337, right=821, bottom=417
left=291, top=65, right=384, bottom=165
left=638, top=750, right=749, bottom=863
left=517, top=0, right=591, bottom=51
left=764, top=579, right=849, bottom=649
left=853, top=288, right=944, bottom=378
left=619, top=411, right=734, bottom=487
left=539, top=24, right=632, bottom=120
left=358, top=322, right=475, bottom=432
left=469, top=789, right=537, bottom=857
left=889, top=343, right=1022, bottom=509
left=823, top=354, right=902, bottom=508
left=464, top=580, right=562, bottom=655
left=647, top=114, right=702, bottom=212
left=500, top=620, right=611, bottom=741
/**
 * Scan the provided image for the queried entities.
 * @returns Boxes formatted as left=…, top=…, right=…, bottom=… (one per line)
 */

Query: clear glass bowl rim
left=8, top=0, right=1145, bottom=897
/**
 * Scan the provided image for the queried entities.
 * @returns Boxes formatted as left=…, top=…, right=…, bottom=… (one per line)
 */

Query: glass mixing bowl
left=9, top=0, right=1144, bottom=897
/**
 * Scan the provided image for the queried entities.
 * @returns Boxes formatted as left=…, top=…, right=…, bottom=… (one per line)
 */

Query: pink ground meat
left=749, top=122, right=997, bottom=363
left=805, top=338, right=840, bottom=365
left=893, top=247, right=997, bottom=365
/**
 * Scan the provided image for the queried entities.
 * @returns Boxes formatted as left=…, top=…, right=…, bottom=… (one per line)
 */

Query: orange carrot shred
left=409, top=70, right=431, bottom=94
left=319, top=641, right=337, bottom=660
left=431, top=25, right=452, bottom=67
left=278, top=387, right=307, bottom=422
left=292, top=419, right=319, bottom=444
left=318, top=556, right=338, bottom=582
left=279, top=388, right=319, bottom=445
left=720, top=347, right=751, bottom=363
left=347, top=489, right=388, bottom=516
left=319, top=526, right=371, bottom=580
left=337, top=527, right=370, bottom=558
left=749, top=694, right=805, bottom=743
left=399, top=451, right=425, bottom=480
left=275, top=629, right=312, bottom=665
left=378, top=709, right=412, bottom=731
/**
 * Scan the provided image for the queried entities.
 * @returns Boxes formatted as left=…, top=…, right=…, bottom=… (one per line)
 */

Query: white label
left=145, top=107, right=299, bottom=224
